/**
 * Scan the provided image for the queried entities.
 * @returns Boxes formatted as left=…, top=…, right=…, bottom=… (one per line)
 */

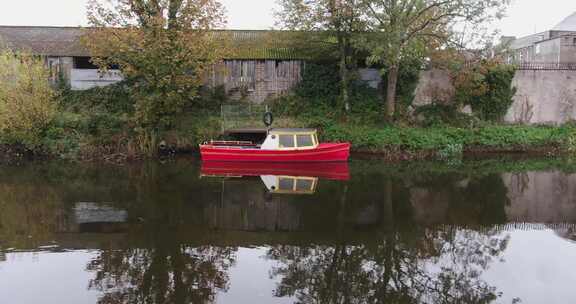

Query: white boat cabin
left=220, top=128, right=319, bottom=150
left=261, top=175, right=318, bottom=194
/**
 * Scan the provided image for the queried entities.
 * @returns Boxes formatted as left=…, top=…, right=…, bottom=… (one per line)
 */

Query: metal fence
left=220, top=104, right=271, bottom=132
left=515, top=62, right=576, bottom=70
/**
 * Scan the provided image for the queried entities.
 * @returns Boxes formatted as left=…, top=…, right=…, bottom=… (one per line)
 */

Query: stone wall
left=413, top=69, right=454, bottom=106
left=413, top=68, right=576, bottom=125
left=505, top=70, right=576, bottom=124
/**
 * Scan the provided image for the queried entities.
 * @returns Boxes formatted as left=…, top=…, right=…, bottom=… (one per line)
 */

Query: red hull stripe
left=201, top=147, right=350, bottom=157
left=200, top=143, right=351, bottom=162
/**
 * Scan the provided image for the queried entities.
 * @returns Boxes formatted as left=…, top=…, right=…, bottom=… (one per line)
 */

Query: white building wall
left=70, top=69, right=124, bottom=90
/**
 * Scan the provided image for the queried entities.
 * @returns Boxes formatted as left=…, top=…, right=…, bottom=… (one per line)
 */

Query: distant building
left=504, top=12, right=576, bottom=64
left=0, top=26, right=305, bottom=102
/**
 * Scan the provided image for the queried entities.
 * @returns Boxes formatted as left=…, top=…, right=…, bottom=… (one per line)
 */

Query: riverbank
left=320, top=123, right=576, bottom=161
left=2, top=116, right=574, bottom=163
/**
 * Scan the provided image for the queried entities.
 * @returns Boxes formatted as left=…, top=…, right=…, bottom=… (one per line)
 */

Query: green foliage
left=380, top=58, right=422, bottom=107
left=414, top=104, right=474, bottom=127
left=84, top=0, right=228, bottom=155
left=0, top=50, right=58, bottom=149
left=455, top=63, right=517, bottom=122
left=320, top=124, right=575, bottom=156
left=438, top=143, right=464, bottom=160
left=272, top=63, right=384, bottom=124
left=60, top=82, right=134, bottom=114
left=296, top=63, right=340, bottom=100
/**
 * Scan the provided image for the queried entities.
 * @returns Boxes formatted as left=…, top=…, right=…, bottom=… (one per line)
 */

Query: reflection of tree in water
left=268, top=228, right=508, bottom=304
left=267, top=174, right=511, bottom=304
left=87, top=244, right=236, bottom=304
left=0, top=183, right=63, bottom=248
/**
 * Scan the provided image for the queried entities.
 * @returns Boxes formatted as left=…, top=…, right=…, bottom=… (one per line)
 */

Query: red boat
left=201, top=161, right=350, bottom=180
left=200, top=128, right=350, bottom=162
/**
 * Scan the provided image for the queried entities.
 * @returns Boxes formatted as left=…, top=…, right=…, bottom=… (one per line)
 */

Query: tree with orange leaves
left=83, top=0, right=228, bottom=154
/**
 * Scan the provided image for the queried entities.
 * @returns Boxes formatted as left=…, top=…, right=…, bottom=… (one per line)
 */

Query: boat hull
left=200, top=143, right=350, bottom=162
left=201, top=161, right=350, bottom=180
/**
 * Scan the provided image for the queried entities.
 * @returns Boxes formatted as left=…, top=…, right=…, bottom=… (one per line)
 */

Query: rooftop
left=553, top=12, right=576, bottom=31
left=0, top=26, right=309, bottom=60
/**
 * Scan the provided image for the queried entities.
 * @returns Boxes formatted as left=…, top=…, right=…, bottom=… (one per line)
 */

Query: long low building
left=0, top=26, right=308, bottom=103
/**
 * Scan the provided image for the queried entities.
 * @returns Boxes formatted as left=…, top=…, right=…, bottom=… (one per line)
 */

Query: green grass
left=321, top=123, right=576, bottom=154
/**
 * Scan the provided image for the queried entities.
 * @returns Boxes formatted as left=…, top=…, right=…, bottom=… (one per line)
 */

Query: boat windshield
left=274, top=131, right=318, bottom=149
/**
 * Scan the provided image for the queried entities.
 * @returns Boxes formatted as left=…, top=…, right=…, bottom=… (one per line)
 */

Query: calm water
left=1, top=157, right=576, bottom=304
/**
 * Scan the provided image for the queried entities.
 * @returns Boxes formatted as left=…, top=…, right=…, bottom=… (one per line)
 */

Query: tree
left=276, top=0, right=366, bottom=113
left=361, top=0, right=510, bottom=120
left=84, top=0, right=227, bottom=154
left=0, top=50, right=58, bottom=148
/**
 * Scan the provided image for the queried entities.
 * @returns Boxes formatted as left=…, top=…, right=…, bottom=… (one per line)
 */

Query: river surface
left=1, top=157, right=576, bottom=304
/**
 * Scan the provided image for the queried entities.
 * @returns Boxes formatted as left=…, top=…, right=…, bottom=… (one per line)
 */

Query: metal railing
left=220, top=104, right=270, bottom=132
left=515, top=62, right=576, bottom=70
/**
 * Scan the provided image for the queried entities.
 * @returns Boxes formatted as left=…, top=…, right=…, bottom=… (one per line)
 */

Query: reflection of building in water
left=73, top=202, right=128, bottom=233
left=204, top=178, right=302, bottom=232
left=503, top=172, right=576, bottom=223
left=408, top=172, right=576, bottom=226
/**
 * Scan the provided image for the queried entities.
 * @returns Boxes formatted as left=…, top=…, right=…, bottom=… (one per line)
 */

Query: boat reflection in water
left=201, top=161, right=350, bottom=195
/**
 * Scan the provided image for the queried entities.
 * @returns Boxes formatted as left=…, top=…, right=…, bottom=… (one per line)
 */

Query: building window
left=73, top=57, right=119, bottom=70
left=74, top=57, right=99, bottom=69
left=535, top=44, right=541, bottom=54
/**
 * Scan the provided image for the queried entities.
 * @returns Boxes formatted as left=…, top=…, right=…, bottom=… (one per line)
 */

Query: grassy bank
left=1, top=82, right=575, bottom=162
left=2, top=102, right=575, bottom=162
left=320, top=123, right=576, bottom=160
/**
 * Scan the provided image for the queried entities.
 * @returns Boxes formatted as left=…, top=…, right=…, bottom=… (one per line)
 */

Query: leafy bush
left=0, top=50, right=58, bottom=149
left=296, top=63, right=340, bottom=100
left=380, top=57, right=422, bottom=108
left=438, top=143, right=464, bottom=160
left=414, top=104, right=474, bottom=127
left=60, top=82, right=134, bottom=114
left=454, top=61, right=517, bottom=122
left=320, top=123, right=575, bottom=155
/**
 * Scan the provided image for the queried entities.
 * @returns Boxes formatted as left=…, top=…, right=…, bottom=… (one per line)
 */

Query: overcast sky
left=0, top=0, right=575, bottom=38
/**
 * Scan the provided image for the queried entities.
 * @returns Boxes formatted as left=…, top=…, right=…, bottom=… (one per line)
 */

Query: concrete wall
left=413, top=68, right=576, bottom=125
left=560, top=35, right=576, bottom=63
left=534, top=39, right=561, bottom=63
left=70, top=69, right=123, bottom=90
left=413, top=69, right=454, bottom=106
left=505, top=70, right=576, bottom=124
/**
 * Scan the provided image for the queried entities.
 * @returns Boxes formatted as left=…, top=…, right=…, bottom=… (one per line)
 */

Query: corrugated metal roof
left=0, top=26, right=88, bottom=56
left=213, top=30, right=310, bottom=60
left=0, top=26, right=307, bottom=60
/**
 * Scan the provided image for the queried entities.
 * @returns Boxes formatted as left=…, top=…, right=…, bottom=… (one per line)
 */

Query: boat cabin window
left=296, top=134, right=314, bottom=148
left=279, top=135, right=296, bottom=148
left=296, top=179, right=314, bottom=191
left=278, top=177, right=295, bottom=191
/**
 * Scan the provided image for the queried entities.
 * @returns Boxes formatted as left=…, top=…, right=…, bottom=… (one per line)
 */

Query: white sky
left=0, top=0, right=575, bottom=38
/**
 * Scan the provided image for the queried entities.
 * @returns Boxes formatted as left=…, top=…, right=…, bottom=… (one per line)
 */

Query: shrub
left=454, top=61, right=517, bottom=122
left=438, top=143, right=464, bottom=160
left=60, top=82, right=133, bottom=114
left=0, top=50, right=58, bottom=148
left=414, top=104, right=474, bottom=127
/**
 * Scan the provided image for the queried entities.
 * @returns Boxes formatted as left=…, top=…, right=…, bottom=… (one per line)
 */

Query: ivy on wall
left=454, top=61, right=517, bottom=122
